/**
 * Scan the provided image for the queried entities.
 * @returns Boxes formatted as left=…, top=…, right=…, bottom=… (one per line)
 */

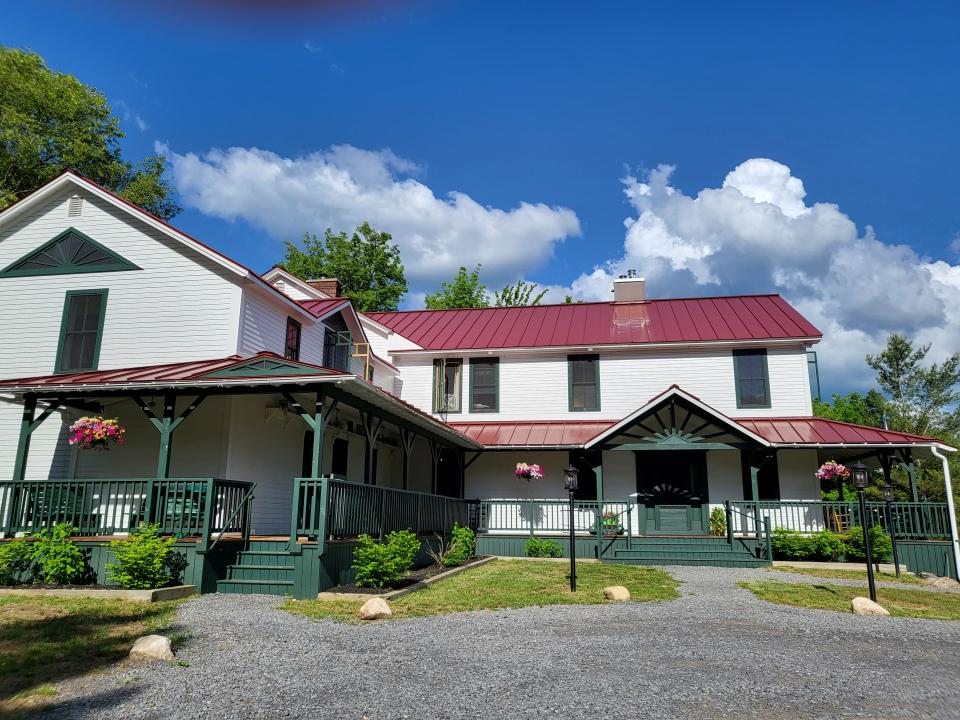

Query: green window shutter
left=733, top=349, right=772, bottom=409
left=54, top=289, right=108, bottom=374
left=807, top=351, right=821, bottom=403
left=469, top=358, right=499, bottom=412
left=2, top=228, right=140, bottom=278
left=568, top=354, right=600, bottom=412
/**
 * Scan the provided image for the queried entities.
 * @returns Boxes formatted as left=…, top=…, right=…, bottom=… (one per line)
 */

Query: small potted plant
left=600, top=510, right=623, bottom=537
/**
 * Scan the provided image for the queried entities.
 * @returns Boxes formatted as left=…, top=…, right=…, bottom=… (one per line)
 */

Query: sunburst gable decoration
left=0, top=228, right=141, bottom=277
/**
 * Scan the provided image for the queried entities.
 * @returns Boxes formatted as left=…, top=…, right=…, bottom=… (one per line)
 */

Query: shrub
left=771, top=528, right=843, bottom=561
left=107, top=524, right=177, bottom=589
left=0, top=537, right=35, bottom=585
left=843, top=525, right=893, bottom=563
left=30, top=523, right=86, bottom=585
left=442, top=524, right=476, bottom=567
left=525, top=538, right=563, bottom=558
left=709, top=507, right=727, bottom=537
left=352, top=529, right=420, bottom=589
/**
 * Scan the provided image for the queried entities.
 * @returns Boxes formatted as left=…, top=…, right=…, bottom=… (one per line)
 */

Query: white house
left=0, top=171, right=956, bottom=595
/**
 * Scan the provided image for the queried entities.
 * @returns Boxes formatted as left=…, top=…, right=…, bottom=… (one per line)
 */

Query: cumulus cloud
left=564, top=158, right=958, bottom=390
left=164, top=144, right=581, bottom=289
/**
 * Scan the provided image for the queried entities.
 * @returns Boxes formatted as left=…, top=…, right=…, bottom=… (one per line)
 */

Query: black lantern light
left=563, top=464, right=579, bottom=592
left=883, top=484, right=894, bottom=503
left=851, top=462, right=870, bottom=490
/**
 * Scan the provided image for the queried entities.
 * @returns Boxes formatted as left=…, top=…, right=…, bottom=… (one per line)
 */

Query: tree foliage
left=424, top=265, right=489, bottom=309
left=495, top=280, right=547, bottom=307
left=283, top=222, right=408, bottom=312
left=0, top=47, right=179, bottom=219
left=813, top=391, right=886, bottom=428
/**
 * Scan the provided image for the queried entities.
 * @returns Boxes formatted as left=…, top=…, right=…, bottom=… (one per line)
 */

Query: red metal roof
left=0, top=352, right=347, bottom=389
left=737, top=417, right=936, bottom=446
left=298, top=298, right=351, bottom=318
left=449, top=420, right=620, bottom=448
left=366, top=295, right=821, bottom=351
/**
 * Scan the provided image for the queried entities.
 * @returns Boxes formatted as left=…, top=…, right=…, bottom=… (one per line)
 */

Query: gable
left=202, top=356, right=337, bottom=378
left=0, top=227, right=140, bottom=277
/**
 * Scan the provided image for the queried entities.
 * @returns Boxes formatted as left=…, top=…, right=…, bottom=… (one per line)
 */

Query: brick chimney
left=612, top=270, right=645, bottom=302
left=308, top=278, right=343, bottom=297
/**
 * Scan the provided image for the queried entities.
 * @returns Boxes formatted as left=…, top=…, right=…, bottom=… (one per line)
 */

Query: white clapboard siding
left=394, top=345, right=813, bottom=421
left=0, top=187, right=245, bottom=484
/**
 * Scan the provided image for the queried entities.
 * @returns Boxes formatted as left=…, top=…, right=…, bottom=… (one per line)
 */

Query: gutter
left=931, top=444, right=960, bottom=580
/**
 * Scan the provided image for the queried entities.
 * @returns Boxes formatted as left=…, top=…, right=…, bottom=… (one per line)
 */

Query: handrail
left=208, top=482, right=256, bottom=553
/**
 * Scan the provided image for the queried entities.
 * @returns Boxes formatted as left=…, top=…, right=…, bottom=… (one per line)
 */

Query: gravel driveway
left=46, top=566, right=960, bottom=720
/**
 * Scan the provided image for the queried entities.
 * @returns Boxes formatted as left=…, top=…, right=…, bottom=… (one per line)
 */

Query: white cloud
left=164, top=144, right=581, bottom=289
left=562, top=158, right=958, bottom=391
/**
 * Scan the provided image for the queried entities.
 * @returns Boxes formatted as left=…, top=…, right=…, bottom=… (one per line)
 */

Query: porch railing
left=478, top=499, right=630, bottom=535
left=0, top=478, right=255, bottom=546
left=728, top=500, right=951, bottom=540
left=292, top=476, right=475, bottom=550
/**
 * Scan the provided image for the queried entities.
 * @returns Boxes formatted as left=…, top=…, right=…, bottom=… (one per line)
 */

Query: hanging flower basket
left=515, top=462, right=544, bottom=481
left=600, top=511, right=623, bottom=536
left=815, top=460, right=851, bottom=482
left=68, top=416, right=126, bottom=450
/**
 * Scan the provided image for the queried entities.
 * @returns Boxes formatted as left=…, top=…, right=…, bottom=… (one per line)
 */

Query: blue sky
left=4, top=1, right=960, bottom=391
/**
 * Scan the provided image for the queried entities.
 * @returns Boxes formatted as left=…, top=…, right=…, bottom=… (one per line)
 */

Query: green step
left=237, top=551, right=296, bottom=567
left=216, top=578, right=294, bottom=595
left=247, top=541, right=292, bottom=552
left=227, top=565, right=296, bottom=581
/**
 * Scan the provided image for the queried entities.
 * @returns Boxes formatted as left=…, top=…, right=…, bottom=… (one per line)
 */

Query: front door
left=634, top=451, right=709, bottom=534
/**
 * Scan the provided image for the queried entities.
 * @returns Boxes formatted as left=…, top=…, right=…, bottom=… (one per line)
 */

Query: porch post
left=155, top=392, right=176, bottom=480
left=360, top=410, right=384, bottom=486
left=906, top=462, right=919, bottom=503
left=594, top=455, right=604, bottom=559
left=428, top=439, right=441, bottom=495
left=457, top=449, right=466, bottom=499
left=11, top=394, right=37, bottom=483
left=399, top=428, right=416, bottom=491
left=309, top=388, right=326, bottom=479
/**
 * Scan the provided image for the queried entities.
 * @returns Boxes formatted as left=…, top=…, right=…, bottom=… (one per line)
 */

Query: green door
left=634, top=451, right=709, bottom=534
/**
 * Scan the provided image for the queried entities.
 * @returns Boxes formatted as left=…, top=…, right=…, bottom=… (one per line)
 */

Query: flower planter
left=601, top=526, right=623, bottom=538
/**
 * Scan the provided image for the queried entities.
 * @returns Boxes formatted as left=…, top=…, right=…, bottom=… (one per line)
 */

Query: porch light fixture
left=563, top=464, right=579, bottom=592
left=850, top=462, right=877, bottom=601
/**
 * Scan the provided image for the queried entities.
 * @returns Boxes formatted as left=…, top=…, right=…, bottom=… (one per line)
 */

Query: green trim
left=469, top=357, right=499, bottom=413
left=1, top=227, right=140, bottom=278
left=432, top=358, right=463, bottom=414
left=568, top=353, right=601, bottom=412
left=733, top=349, right=772, bottom=409
left=54, top=289, right=109, bottom=374
left=203, top=357, right=334, bottom=378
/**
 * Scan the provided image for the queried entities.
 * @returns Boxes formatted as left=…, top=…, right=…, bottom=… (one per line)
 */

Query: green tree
left=283, top=222, right=407, bottom=312
left=813, top=391, right=886, bottom=428
left=424, top=265, right=489, bottom=309
left=495, top=280, right=547, bottom=307
left=0, top=47, right=179, bottom=219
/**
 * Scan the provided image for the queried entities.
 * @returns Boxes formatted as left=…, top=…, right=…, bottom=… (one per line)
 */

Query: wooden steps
left=216, top=540, right=297, bottom=596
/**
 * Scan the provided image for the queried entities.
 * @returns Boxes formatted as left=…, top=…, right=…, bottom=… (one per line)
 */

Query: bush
left=709, top=507, right=727, bottom=537
left=107, top=524, right=177, bottom=589
left=771, top=528, right=843, bottom=561
left=442, top=524, right=476, bottom=567
left=352, top=529, right=420, bottom=589
left=30, top=523, right=86, bottom=585
left=843, top=525, right=893, bottom=563
left=525, top=538, right=563, bottom=558
left=0, top=537, right=34, bottom=585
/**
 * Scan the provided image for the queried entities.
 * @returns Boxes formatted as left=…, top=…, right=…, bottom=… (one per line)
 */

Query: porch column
left=281, top=388, right=337, bottom=478
left=360, top=410, right=384, bottom=486
left=594, top=455, right=604, bottom=559
left=428, top=439, right=441, bottom=494
left=399, top=428, right=417, bottom=491
left=11, top=394, right=36, bottom=483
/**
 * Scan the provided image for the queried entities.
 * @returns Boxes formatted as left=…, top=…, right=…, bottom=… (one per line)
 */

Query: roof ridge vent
left=67, top=195, right=83, bottom=218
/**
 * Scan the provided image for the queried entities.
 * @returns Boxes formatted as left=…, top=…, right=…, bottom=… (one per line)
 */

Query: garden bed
left=0, top=585, right=195, bottom=602
left=319, top=556, right=493, bottom=599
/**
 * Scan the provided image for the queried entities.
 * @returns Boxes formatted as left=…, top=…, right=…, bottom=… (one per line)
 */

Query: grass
left=772, top=565, right=922, bottom=584
left=0, top=595, right=183, bottom=711
left=740, top=580, right=960, bottom=620
left=284, top=559, right=680, bottom=623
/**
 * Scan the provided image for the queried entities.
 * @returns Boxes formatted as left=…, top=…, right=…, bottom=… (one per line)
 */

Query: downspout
left=930, top=444, right=960, bottom=580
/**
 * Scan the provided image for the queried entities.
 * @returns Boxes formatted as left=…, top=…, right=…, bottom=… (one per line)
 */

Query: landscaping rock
left=850, top=596, right=890, bottom=617
left=920, top=575, right=960, bottom=590
left=359, top=597, right=392, bottom=620
left=129, top=635, right=175, bottom=662
left=602, top=585, right=630, bottom=602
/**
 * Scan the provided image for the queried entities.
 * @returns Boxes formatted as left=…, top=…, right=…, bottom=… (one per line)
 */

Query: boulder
left=851, top=596, right=890, bottom=617
left=129, top=634, right=175, bottom=662
left=921, top=575, right=960, bottom=590
left=602, top=585, right=631, bottom=602
left=359, top=597, right=392, bottom=620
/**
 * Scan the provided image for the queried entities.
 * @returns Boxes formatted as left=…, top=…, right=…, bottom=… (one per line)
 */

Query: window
left=568, top=354, right=600, bottom=411
left=55, top=289, right=108, bottom=373
left=469, top=358, right=499, bottom=412
left=432, top=358, right=462, bottom=413
left=733, top=349, right=771, bottom=408
left=323, top=328, right=351, bottom=371
left=284, top=317, right=301, bottom=360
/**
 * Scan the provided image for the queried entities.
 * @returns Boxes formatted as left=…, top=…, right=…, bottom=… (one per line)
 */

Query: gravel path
left=46, top=566, right=960, bottom=720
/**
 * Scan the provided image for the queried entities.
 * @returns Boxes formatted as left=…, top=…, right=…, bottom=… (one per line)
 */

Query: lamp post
left=563, top=464, right=579, bottom=592
left=883, top=483, right=901, bottom=578
left=851, top=462, right=877, bottom=602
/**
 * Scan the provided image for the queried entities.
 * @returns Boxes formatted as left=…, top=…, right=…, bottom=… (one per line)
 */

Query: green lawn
left=0, top=595, right=182, bottom=712
left=772, top=565, right=922, bottom=584
left=741, top=580, right=960, bottom=620
left=284, top=559, right=679, bottom=623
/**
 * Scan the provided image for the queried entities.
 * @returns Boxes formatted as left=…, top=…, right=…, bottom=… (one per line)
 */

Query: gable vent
left=67, top=196, right=83, bottom=218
